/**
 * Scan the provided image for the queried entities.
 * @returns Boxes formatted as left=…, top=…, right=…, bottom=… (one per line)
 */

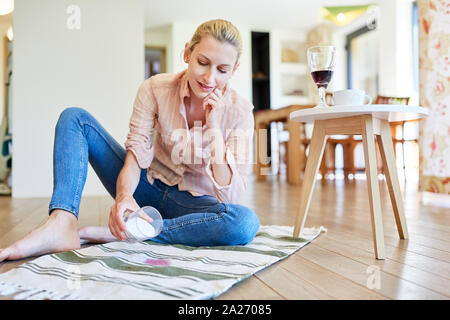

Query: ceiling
left=144, top=0, right=376, bottom=30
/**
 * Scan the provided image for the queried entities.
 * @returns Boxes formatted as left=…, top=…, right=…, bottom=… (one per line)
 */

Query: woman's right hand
left=108, top=193, right=141, bottom=240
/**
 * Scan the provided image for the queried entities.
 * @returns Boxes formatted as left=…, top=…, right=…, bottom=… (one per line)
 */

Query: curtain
left=418, top=0, right=450, bottom=195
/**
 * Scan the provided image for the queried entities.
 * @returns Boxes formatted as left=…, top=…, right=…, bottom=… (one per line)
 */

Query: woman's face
left=184, top=34, right=239, bottom=99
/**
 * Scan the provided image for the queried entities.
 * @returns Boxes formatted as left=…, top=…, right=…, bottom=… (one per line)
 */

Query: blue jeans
left=48, top=107, right=260, bottom=246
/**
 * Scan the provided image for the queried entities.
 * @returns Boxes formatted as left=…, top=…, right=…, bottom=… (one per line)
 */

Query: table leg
left=254, top=121, right=260, bottom=175
left=287, top=119, right=302, bottom=185
left=362, top=116, right=386, bottom=260
left=293, top=121, right=327, bottom=237
left=255, top=121, right=269, bottom=180
left=377, top=121, right=409, bottom=239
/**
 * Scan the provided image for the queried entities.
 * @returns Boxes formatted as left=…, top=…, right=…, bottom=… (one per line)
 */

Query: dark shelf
left=251, top=31, right=271, bottom=157
left=252, top=77, right=269, bottom=82
left=251, top=32, right=271, bottom=111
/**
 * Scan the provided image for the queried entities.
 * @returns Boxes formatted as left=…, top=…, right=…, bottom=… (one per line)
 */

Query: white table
left=290, top=105, right=429, bottom=259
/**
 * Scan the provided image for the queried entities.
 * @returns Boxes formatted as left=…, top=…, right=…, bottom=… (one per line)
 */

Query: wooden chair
left=320, top=95, right=411, bottom=179
left=374, top=95, right=412, bottom=172
left=278, top=93, right=334, bottom=180
left=255, top=104, right=314, bottom=184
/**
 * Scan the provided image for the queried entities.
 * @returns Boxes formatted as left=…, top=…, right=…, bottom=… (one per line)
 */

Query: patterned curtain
left=418, top=0, right=450, bottom=195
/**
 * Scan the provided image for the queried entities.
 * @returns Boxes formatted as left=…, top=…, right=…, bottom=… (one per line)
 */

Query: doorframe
left=345, top=20, right=377, bottom=89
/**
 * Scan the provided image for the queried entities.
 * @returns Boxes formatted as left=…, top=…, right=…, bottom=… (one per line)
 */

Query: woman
left=0, top=19, right=259, bottom=262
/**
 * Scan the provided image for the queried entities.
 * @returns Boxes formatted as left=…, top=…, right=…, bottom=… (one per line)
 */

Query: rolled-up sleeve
left=204, top=110, right=254, bottom=204
left=124, top=78, right=158, bottom=169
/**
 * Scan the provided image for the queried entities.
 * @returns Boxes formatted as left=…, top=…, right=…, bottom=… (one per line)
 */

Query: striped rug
left=0, top=225, right=326, bottom=300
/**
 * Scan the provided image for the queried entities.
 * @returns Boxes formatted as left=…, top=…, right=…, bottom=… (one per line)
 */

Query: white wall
left=12, top=0, right=144, bottom=198
left=380, top=0, right=415, bottom=100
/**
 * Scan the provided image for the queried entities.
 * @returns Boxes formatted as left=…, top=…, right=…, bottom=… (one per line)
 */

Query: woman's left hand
left=203, top=86, right=228, bottom=129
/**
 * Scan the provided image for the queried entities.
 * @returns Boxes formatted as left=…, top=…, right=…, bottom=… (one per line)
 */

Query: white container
left=124, top=206, right=163, bottom=242
left=332, top=89, right=372, bottom=106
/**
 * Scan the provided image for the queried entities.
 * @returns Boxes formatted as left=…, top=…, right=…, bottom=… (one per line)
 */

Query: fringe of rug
left=0, top=281, right=83, bottom=300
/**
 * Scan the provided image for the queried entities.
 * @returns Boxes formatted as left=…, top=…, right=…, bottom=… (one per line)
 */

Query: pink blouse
left=124, top=70, right=255, bottom=204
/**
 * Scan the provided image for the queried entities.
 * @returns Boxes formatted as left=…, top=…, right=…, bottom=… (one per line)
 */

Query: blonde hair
left=187, top=19, right=243, bottom=63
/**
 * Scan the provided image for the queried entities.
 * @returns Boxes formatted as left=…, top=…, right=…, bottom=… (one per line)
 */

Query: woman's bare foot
left=0, top=210, right=80, bottom=262
left=78, top=226, right=118, bottom=244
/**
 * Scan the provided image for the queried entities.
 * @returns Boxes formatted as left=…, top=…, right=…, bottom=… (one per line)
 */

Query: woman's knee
left=57, top=107, right=91, bottom=127
left=223, top=204, right=260, bottom=245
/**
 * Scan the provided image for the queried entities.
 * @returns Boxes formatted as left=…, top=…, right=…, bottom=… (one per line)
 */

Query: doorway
left=251, top=32, right=272, bottom=159
left=0, top=35, right=12, bottom=195
left=346, top=24, right=379, bottom=98
left=145, top=46, right=166, bottom=79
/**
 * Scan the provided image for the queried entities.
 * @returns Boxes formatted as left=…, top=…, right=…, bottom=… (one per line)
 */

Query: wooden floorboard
left=270, top=253, right=388, bottom=299
left=311, top=235, right=450, bottom=297
left=0, top=174, right=449, bottom=300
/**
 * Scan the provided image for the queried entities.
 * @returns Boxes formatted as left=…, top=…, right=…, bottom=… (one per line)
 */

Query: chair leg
left=343, top=141, right=355, bottom=179
left=362, top=116, right=386, bottom=260
left=278, top=141, right=284, bottom=178
left=349, top=141, right=356, bottom=175
left=375, top=138, right=384, bottom=175
left=401, top=121, right=406, bottom=173
left=328, top=142, right=336, bottom=177
left=320, top=156, right=325, bottom=177
left=377, top=121, right=409, bottom=240
left=390, top=124, right=397, bottom=158
left=293, top=121, right=327, bottom=238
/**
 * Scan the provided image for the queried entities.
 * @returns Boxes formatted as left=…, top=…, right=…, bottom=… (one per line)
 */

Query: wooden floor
left=0, top=173, right=449, bottom=300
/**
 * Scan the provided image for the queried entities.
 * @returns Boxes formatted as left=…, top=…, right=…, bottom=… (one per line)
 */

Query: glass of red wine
left=307, top=46, right=336, bottom=108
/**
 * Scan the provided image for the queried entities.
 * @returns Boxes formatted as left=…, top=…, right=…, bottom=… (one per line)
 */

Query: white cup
left=332, top=89, right=372, bottom=106
left=124, top=206, right=163, bottom=242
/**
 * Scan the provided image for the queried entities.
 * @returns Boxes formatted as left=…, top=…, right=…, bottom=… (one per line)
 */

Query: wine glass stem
left=318, top=87, right=326, bottom=106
